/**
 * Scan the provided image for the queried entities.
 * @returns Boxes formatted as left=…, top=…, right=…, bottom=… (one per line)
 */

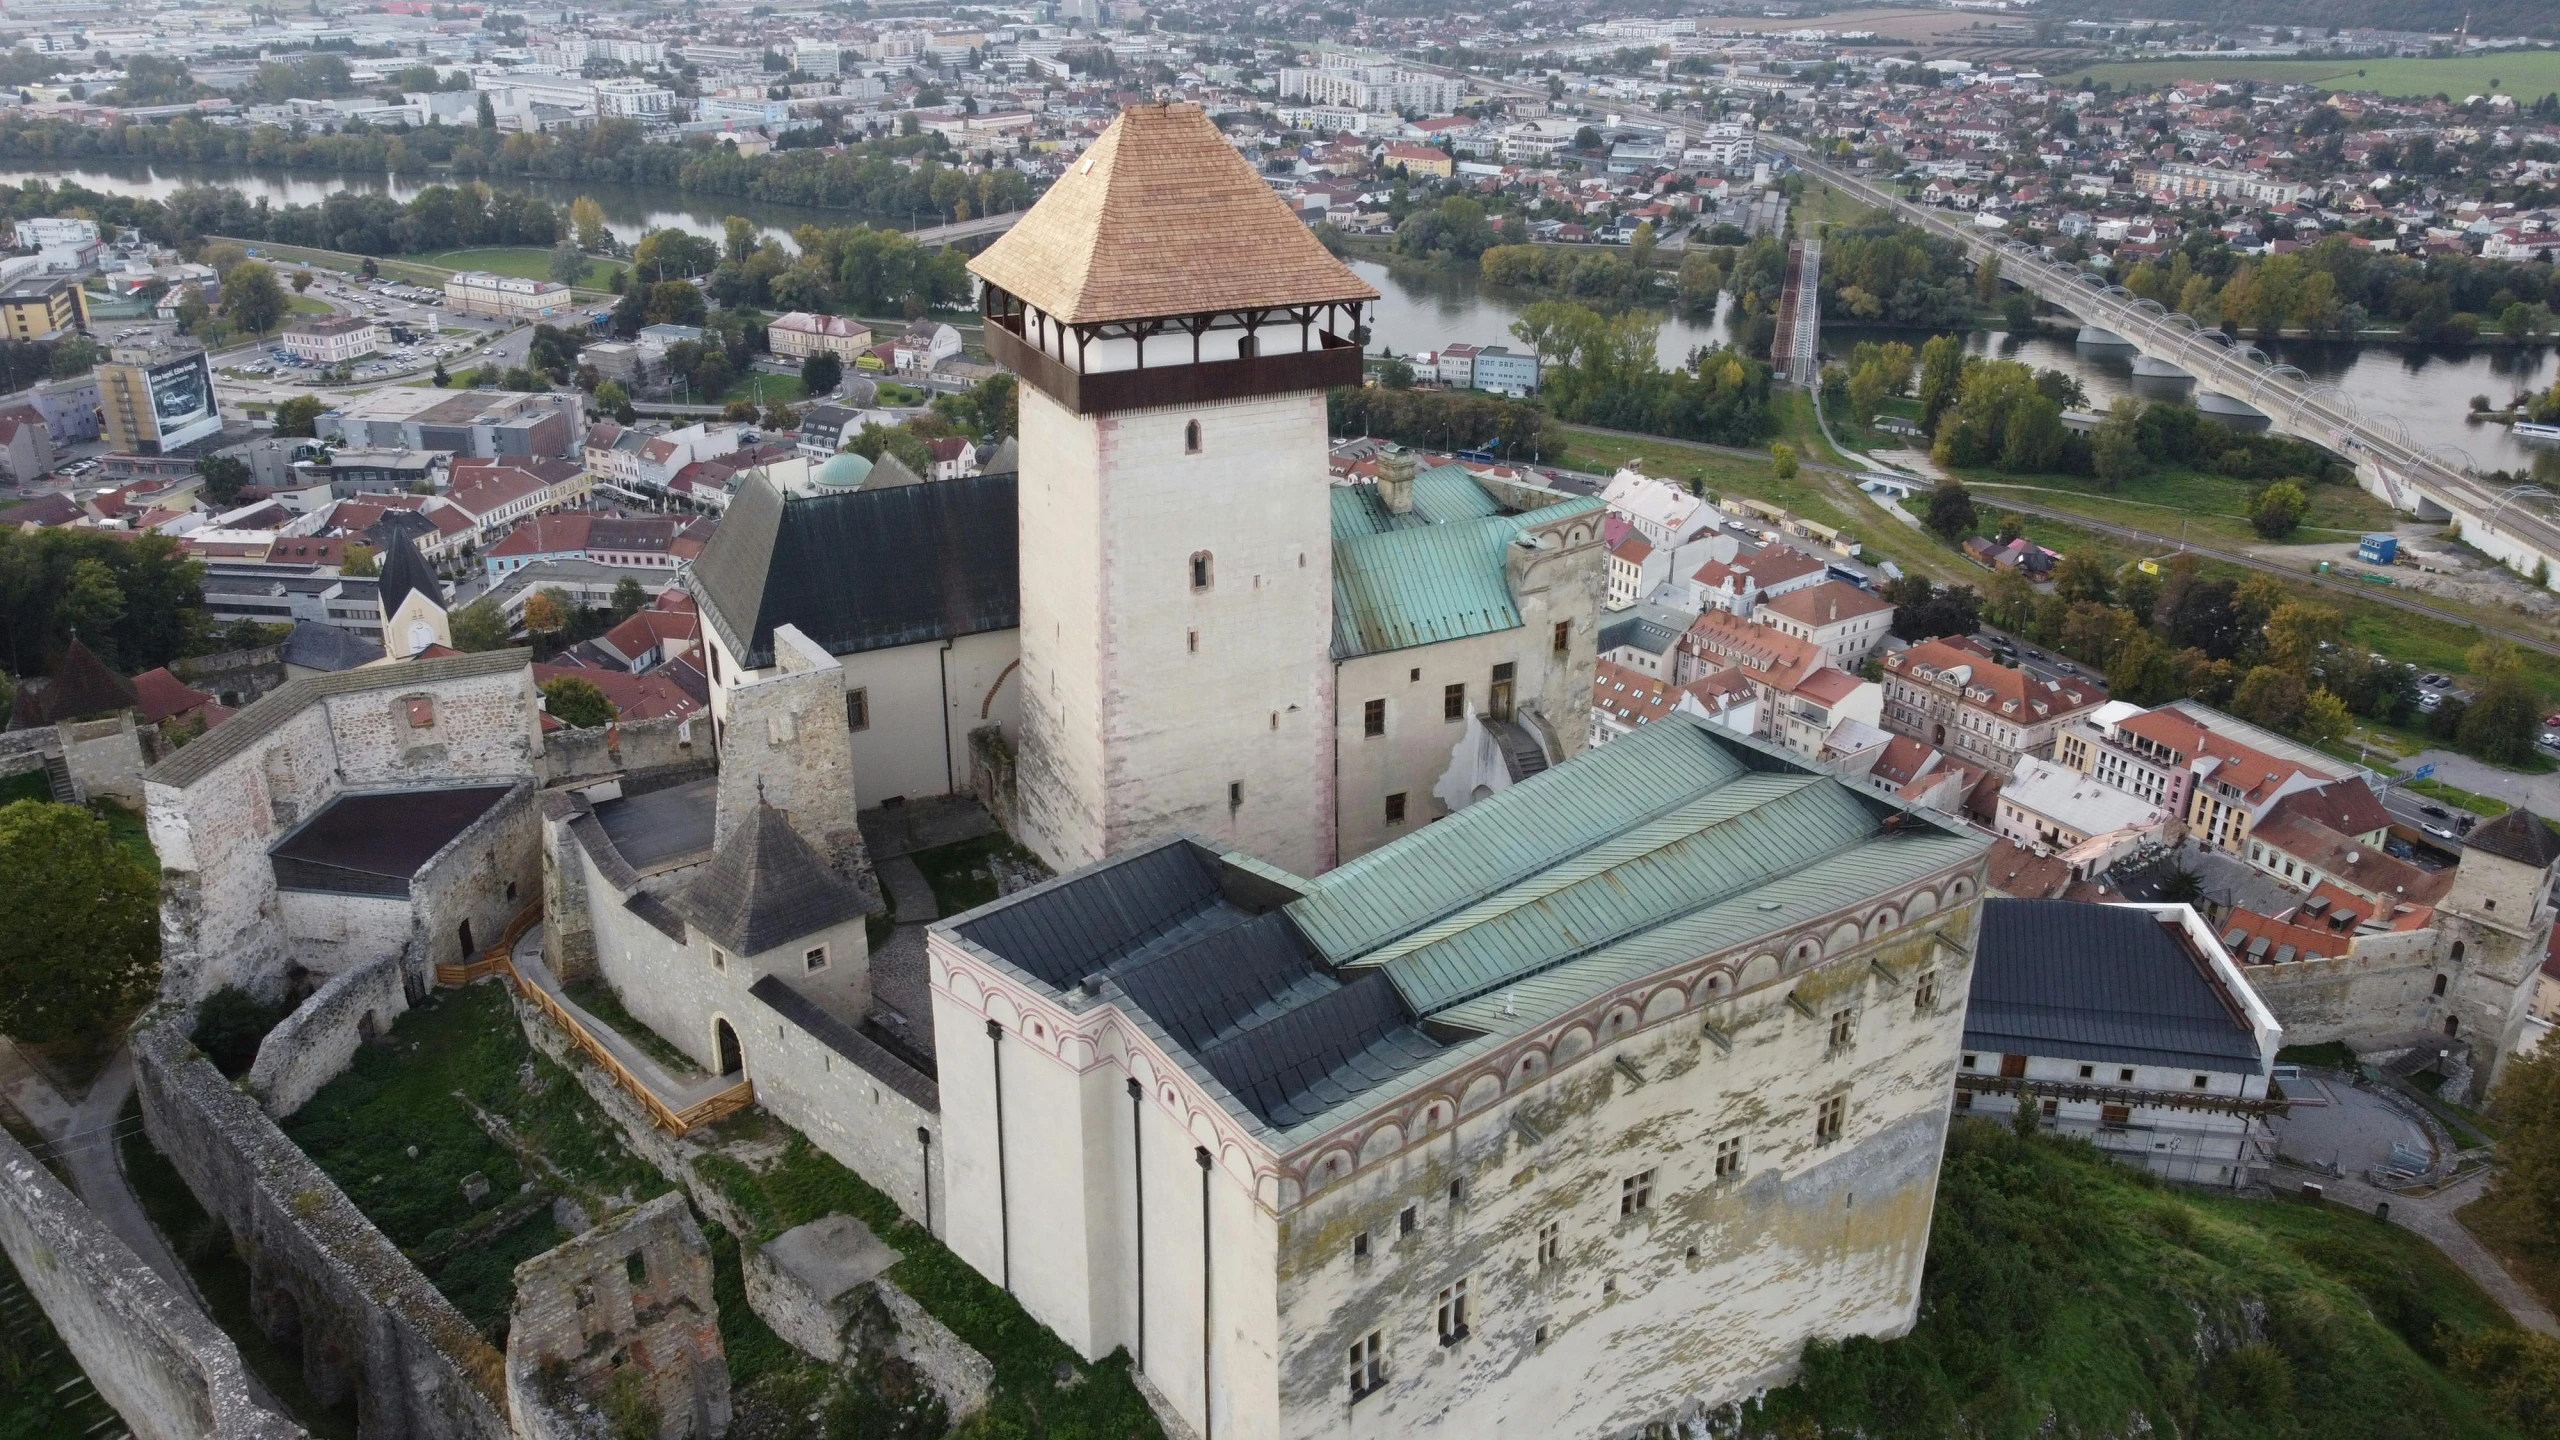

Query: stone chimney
left=1379, top=448, right=1416, bottom=515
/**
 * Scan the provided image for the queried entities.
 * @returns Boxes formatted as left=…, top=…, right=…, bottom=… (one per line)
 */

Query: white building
left=281, top=313, right=381, bottom=364
left=1599, top=468, right=1707, bottom=549
left=445, top=271, right=577, bottom=319
left=1752, top=580, right=1892, bottom=668
left=1993, top=756, right=2173, bottom=854
left=593, top=77, right=676, bottom=118
left=1959, top=900, right=2282, bottom=1187
left=12, top=215, right=100, bottom=271
left=1277, top=57, right=1463, bottom=114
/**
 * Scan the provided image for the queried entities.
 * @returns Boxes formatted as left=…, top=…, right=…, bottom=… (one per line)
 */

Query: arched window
left=2445, top=1015, right=2461, bottom=1038
left=2452, top=941, right=2466, bottom=964
left=1189, top=551, right=1213, bottom=591
left=1184, top=419, right=1202, bottom=454
left=2434, top=974, right=2449, bottom=997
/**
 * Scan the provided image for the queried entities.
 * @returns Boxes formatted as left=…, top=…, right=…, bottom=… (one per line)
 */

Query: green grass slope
left=1737, top=1122, right=2521, bottom=1439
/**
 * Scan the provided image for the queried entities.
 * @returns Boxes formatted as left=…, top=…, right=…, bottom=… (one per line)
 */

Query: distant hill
left=2040, top=0, right=2557, bottom=40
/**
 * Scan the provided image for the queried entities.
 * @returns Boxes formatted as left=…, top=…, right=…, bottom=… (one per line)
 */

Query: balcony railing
left=983, top=310, right=1365, bottom=416
left=1956, top=1071, right=2289, bottom=1119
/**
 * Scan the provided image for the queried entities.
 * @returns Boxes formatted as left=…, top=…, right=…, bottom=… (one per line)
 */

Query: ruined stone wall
left=505, top=1194, right=727, bottom=1440
left=717, top=625, right=865, bottom=877
left=0, top=1127, right=306, bottom=1440
left=132, top=1017, right=511, bottom=1440
left=541, top=714, right=705, bottom=788
left=408, top=780, right=541, bottom=980
left=319, top=668, right=543, bottom=792
left=148, top=702, right=337, bottom=1004
left=540, top=804, right=600, bottom=983
left=2241, top=930, right=2448, bottom=1050
left=0, top=726, right=50, bottom=778
left=174, top=645, right=287, bottom=710
left=967, top=725, right=1021, bottom=844
left=62, top=712, right=146, bottom=804
left=246, top=950, right=413, bottom=1118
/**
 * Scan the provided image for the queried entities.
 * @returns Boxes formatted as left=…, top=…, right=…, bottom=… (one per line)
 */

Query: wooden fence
left=504, top=958, right=752, bottom=1137
left=433, top=902, right=543, bottom=988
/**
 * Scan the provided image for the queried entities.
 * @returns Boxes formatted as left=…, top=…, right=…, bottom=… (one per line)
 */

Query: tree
left=0, top=800, right=158, bottom=1044
left=476, top=89, right=497, bottom=128
left=2301, top=688, right=2352, bottom=747
left=571, top=196, right=611, bottom=252
left=723, top=215, right=757, bottom=266
left=431, top=360, right=450, bottom=388
left=547, top=240, right=589, bottom=288
left=1917, top=332, right=1966, bottom=433
left=2263, top=601, right=2342, bottom=675
left=610, top=576, right=646, bottom=620
left=849, top=420, right=936, bottom=477
left=1770, top=441, right=1797, bottom=480
left=799, top=349, right=843, bottom=397
left=1923, top=480, right=1976, bottom=540
left=2233, top=665, right=2307, bottom=731
left=2050, top=552, right=2111, bottom=606
left=2461, top=674, right=2541, bottom=766
left=646, top=279, right=707, bottom=328
left=290, top=270, right=313, bottom=295
left=722, top=400, right=759, bottom=423
left=450, top=597, right=512, bottom=651
left=2091, top=398, right=2146, bottom=489
left=196, top=453, right=252, bottom=505
left=221, top=260, right=287, bottom=338
left=1973, top=253, right=2003, bottom=307
left=272, top=394, right=325, bottom=438
left=338, top=543, right=378, bottom=578
left=2251, top=479, right=2310, bottom=539
left=522, top=589, right=570, bottom=636
left=541, top=675, right=617, bottom=728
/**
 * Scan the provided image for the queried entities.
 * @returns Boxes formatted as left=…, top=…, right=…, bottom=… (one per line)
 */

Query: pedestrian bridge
left=1772, top=138, right=2560, bottom=589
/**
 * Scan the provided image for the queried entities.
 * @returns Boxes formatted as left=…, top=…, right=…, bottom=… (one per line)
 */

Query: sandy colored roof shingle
left=967, top=102, right=1377, bottom=325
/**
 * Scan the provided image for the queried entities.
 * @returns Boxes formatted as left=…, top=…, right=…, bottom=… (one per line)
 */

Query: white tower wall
left=1011, top=383, right=1337, bottom=878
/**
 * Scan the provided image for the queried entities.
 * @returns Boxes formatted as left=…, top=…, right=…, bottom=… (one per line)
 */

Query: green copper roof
left=1330, top=462, right=1505, bottom=539
left=1330, top=493, right=1603, bottom=660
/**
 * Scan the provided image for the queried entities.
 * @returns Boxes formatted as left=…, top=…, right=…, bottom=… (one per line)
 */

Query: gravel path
left=2275, top=1163, right=2560, bottom=1336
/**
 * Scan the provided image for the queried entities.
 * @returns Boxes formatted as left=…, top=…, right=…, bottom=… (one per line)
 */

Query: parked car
left=2424, top=823, right=2458, bottom=841
left=2423, top=673, right=2449, bottom=688
left=2421, top=805, right=2449, bottom=819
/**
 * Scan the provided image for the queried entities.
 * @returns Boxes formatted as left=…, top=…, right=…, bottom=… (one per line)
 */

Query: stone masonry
left=505, top=1194, right=729, bottom=1440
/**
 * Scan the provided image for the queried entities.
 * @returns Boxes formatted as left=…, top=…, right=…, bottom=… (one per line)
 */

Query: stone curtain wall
left=541, top=714, right=706, bottom=787
left=0, top=727, right=52, bottom=778
left=174, top=644, right=287, bottom=710
left=246, top=951, right=414, bottom=1118
left=0, top=1127, right=306, bottom=1440
left=407, top=779, right=541, bottom=980
left=742, top=982, right=944, bottom=1236
left=2241, top=931, right=2444, bottom=1050
left=133, top=1017, right=511, bottom=1440
left=279, top=891, right=415, bottom=980
left=62, top=713, right=147, bottom=804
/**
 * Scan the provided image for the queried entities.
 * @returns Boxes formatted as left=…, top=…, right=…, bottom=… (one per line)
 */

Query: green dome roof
left=814, top=452, right=873, bottom=488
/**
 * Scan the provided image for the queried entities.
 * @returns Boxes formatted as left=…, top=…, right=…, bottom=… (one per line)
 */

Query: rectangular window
left=1828, top=1008, right=1855, bottom=1051
left=406, top=697, right=435, bottom=727
left=1399, top=1205, right=1416, bottom=1235
left=1815, top=1094, right=1846, bottom=1145
left=1229, top=781, right=1243, bottom=810
left=710, top=946, right=727, bottom=973
left=2120, top=1068, right=2135, bottom=1083
left=1914, top=969, right=1937, bottom=1014
left=804, top=945, right=829, bottom=973
left=1385, top=792, right=1407, bottom=825
left=845, top=688, right=869, bottom=731
left=1620, top=1170, right=1654, bottom=1216
left=1537, top=1221, right=1560, bottom=1267
left=2000, top=1054, right=2028, bottom=1079
left=1352, top=1232, right=1369, bottom=1261
left=1347, top=1331, right=1382, bottom=1400
left=1715, top=1136, right=1743, bottom=1179
left=2101, top=1104, right=2132, bottom=1127
left=1436, top=1278, right=1470, bottom=1343
left=1553, top=619, right=1570, bottom=656
left=1444, top=682, right=1466, bottom=721
left=1363, top=698, right=1385, bottom=737
left=1961, top=1053, right=1977, bottom=1069
left=2192, top=1074, right=2210, bottom=1089
left=1187, top=629, right=1199, bottom=653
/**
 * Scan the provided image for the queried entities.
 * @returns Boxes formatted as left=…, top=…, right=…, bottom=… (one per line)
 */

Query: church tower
left=377, top=533, right=451, bottom=660
left=968, top=103, right=1376, bottom=878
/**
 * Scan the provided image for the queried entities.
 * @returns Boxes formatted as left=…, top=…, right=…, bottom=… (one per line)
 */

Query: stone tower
left=967, top=102, right=1378, bottom=878
left=377, top=533, right=451, bottom=660
left=2432, top=808, right=2560, bottom=1094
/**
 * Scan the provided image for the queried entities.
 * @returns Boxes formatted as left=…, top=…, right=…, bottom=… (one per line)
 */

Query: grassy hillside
left=1734, top=1122, right=2525, bottom=1439
left=2067, top=52, right=2560, bottom=99
left=2040, top=0, right=2555, bottom=42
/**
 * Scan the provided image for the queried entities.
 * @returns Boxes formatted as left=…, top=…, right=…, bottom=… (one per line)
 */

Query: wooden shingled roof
left=968, top=102, right=1377, bottom=325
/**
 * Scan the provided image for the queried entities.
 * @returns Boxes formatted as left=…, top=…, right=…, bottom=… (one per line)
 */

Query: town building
left=444, top=270, right=577, bottom=321
left=1993, top=757, right=2174, bottom=854
left=1877, top=636, right=2105, bottom=777
left=1752, top=581, right=1892, bottom=668
left=318, top=387, right=582, bottom=461
left=766, top=312, right=876, bottom=362
left=482, top=513, right=688, bottom=578
left=282, top=313, right=381, bottom=364
left=0, top=270, right=85, bottom=339
left=1958, top=900, right=2282, bottom=1187
left=97, top=335, right=220, bottom=456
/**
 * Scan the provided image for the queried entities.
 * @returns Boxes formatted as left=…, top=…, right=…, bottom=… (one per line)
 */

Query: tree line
left=2120, top=232, right=2560, bottom=343
left=1512, top=299, right=1778, bottom=447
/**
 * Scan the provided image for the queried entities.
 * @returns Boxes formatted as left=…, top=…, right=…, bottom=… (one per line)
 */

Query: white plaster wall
left=740, top=999, right=943, bottom=1233
left=1014, top=385, right=1337, bottom=879
left=1267, top=907, right=1977, bottom=1440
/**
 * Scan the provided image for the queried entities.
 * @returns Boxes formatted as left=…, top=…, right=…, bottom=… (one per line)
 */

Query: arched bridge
left=1770, top=138, right=2560, bottom=589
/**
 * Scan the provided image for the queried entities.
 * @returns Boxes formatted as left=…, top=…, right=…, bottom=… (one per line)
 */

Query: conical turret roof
left=968, top=102, right=1377, bottom=326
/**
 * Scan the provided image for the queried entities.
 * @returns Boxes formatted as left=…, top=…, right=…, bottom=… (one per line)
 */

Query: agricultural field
left=411, top=246, right=626, bottom=290
left=2069, top=52, right=2560, bottom=100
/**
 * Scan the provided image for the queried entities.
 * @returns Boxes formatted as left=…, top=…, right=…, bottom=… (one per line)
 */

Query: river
left=4, top=160, right=2552, bottom=469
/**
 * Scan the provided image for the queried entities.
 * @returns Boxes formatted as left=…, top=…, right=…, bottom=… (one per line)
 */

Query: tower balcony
left=980, top=282, right=1366, bottom=417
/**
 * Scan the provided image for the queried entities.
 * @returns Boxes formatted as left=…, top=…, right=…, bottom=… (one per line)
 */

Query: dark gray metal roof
left=279, top=620, right=384, bottom=672
left=677, top=802, right=880, bottom=957
left=376, top=531, right=441, bottom=621
left=1967, top=899, right=2265, bottom=1076
left=594, top=778, right=716, bottom=873
left=953, top=837, right=1446, bottom=1130
left=690, top=468, right=1019, bottom=670
left=269, top=784, right=514, bottom=893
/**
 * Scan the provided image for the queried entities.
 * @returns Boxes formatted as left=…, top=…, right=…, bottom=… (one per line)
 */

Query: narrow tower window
left=1184, top=419, right=1202, bottom=453
left=1190, top=551, right=1213, bottom=591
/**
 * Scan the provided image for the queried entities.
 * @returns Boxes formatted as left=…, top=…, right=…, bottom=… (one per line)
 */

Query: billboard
left=146, top=351, right=220, bottom=451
